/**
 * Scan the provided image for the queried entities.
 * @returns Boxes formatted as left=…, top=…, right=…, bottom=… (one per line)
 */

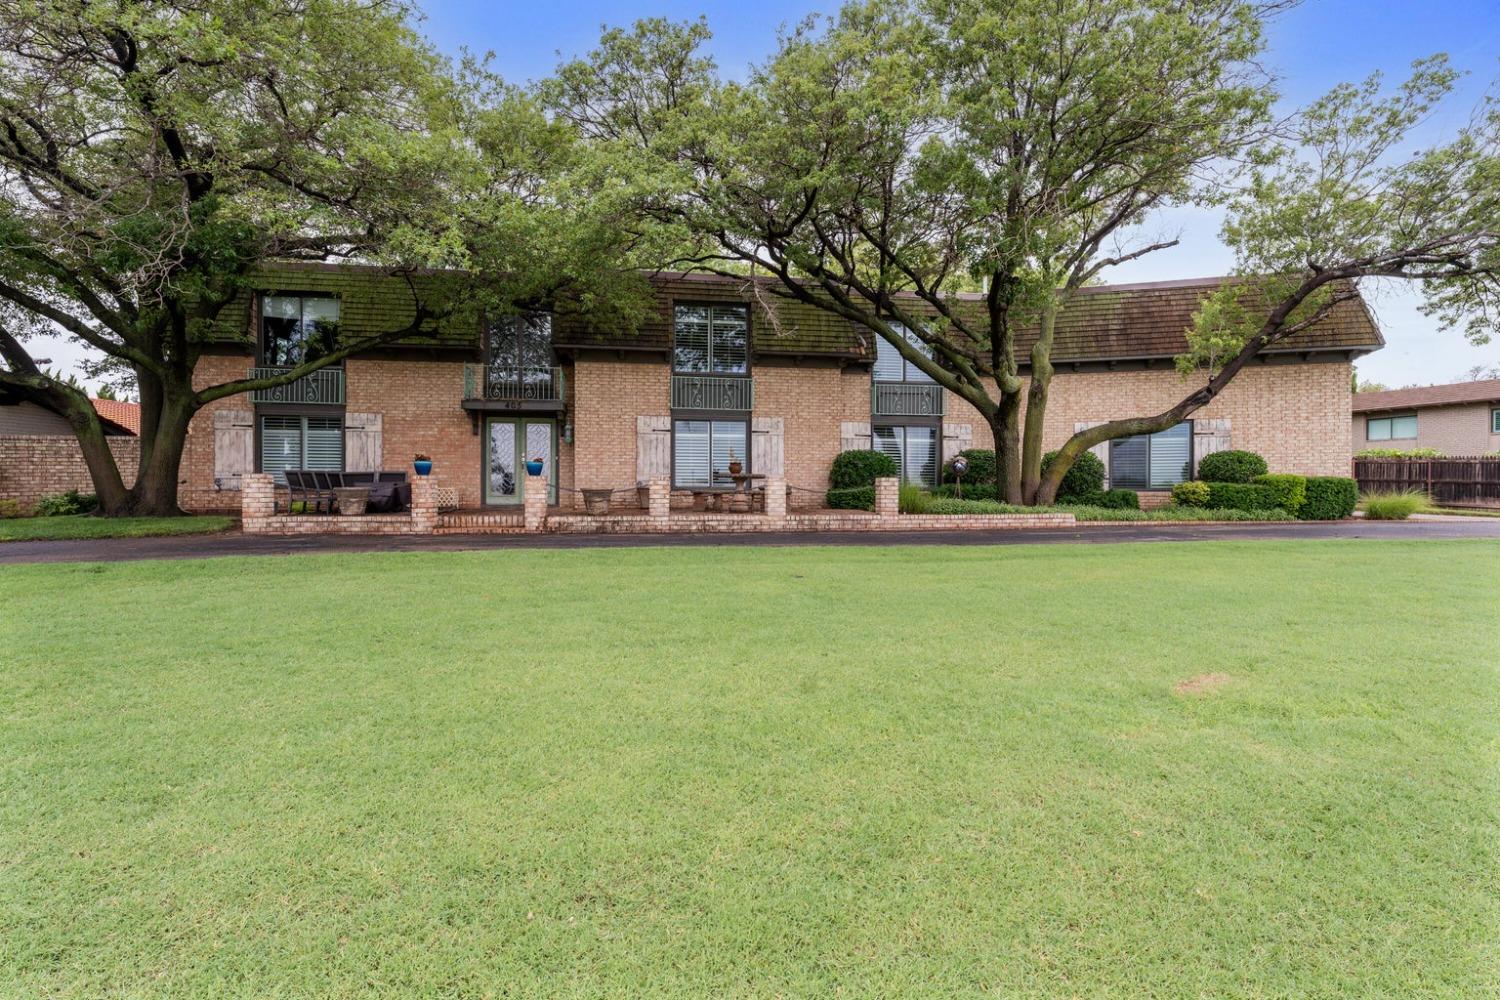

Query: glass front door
left=485, top=418, right=556, bottom=505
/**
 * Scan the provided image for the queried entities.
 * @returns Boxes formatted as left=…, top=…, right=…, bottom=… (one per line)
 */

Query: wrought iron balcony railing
left=872, top=381, right=945, bottom=417
left=670, top=373, right=754, bottom=411
left=463, top=364, right=565, bottom=403
left=248, top=366, right=345, bottom=405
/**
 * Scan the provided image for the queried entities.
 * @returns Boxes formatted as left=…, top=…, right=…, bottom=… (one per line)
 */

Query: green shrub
left=829, top=449, right=897, bottom=489
left=1205, top=482, right=1279, bottom=512
left=1355, top=448, right=1445, bottom=458
left=825, top=486, right=875, bottom=510
left=1197, top=450, right=1268, bottom=483
left=932, top=483, right=999, bottom=501
left=0, top=498, right=22, bottom=518
left=1361, top=489, right=1428, bottom=520
left=1170, top=481, right=1211, bottom=507
left=1251, top=473, right=1307, bottom=514
left=34, top=489, right=98, bottom=517
left=1074, top=488, right=1139, bottom=510
left=1065, top=504, right=1296, bottom=522
left=942, top=449, right=997, bottom=487
left=1040, top=449, right=1105, bottom=501
left=898, top=483, right=933, bottom=514
left=926, top=497, right=1024, bottom=515
left=1299, top=477, right=1358, bottom=520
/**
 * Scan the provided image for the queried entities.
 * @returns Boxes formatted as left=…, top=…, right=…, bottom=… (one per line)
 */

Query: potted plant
left=526, top=456, right=545, bottom=476
left=727, top=449, right=743, bottom=476
left=413, top=453, right=433, bottom=476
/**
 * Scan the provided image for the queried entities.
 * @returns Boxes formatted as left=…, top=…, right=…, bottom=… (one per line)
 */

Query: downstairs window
left=1109, top=421, right=1193, bottom=490
left=873, top=424, right=939, bottom=488
left=261, top=414, right=343, bottom=483
left=673, top=419, right=749, bottom=488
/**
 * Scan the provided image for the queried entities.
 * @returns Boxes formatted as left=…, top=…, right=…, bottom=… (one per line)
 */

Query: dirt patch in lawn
left=1174, top=673, right=1232, bottom=696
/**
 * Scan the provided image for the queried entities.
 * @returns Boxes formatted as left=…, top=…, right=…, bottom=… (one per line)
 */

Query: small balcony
left=670, top=374, right=754, bottom=411
left=872, top=381, right=944, bottom=418
left=463, top=364, right=566, bottom=404
left=249, top=366, right=345, bottom=405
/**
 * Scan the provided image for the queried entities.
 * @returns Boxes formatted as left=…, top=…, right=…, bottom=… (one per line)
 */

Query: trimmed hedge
left=1170, top=481, right=1211, bottom=507
left=1299, top=476, right=1358, bottom=520
left=942, top=449, right=997, bottom=487
left=830, top=449, right=897, bottom=489
left=1354, top=447, right=1445, bottom=458
left=1252, top=473, right=1307, bottom=515
left=1205, top=482, right=1280, bottom=512
left=825, top=486, right=875, bottom=510
left=933, top=483, right=999, bottom=502
left=1197, top=450, right=1268, bottom=484
left=1040, top=450, right=1105, bottom=502
left=1079, top=488, right=1140, bottom=510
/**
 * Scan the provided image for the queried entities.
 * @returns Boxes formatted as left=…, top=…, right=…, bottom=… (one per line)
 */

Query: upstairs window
left=486, top=314, right=554, bottom=383
left=674, top=304, right=748, bottom=374
left=1366, top=414, right=1417, bottom=441
left=872, top=324, right=935, bottom=383
left=1109, top=422, right=1193, bottom=490
left=261, top=295, right=340, bottom=367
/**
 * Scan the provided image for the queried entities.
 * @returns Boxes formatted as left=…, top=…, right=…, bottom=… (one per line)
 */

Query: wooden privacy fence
left=1353, top=456, right=1500, bottom=507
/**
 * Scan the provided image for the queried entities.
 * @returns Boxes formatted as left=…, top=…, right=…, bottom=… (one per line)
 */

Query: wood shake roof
left=1351, top=378, right=1500, bottom=413
left=220, top=265, right=1382, bottom=363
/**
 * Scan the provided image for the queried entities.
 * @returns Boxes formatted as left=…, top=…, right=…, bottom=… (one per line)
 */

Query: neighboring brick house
left=1351, top=379, right=1500, bottom=456
left=178, top=264, right=1382, bottom=512
left=0, top=399, right=140, bottom=510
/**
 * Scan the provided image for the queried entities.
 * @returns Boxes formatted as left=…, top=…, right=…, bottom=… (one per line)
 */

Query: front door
left=485, top=417, right=556, bottom=505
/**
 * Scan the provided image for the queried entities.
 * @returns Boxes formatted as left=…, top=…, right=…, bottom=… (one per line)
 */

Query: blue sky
left=412, top=0, right=1500, bottom=386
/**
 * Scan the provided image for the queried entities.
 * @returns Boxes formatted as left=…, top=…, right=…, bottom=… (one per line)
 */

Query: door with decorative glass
left=484, top=418, right=556, bottom=505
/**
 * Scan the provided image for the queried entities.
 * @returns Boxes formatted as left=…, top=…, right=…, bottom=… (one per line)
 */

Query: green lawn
left=0, top=514, right=234, bottom=542
left=3, top=542, right=1497, bottom=997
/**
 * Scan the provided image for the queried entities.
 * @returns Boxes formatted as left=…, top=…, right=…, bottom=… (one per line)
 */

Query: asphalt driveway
left=3, top=518, right=1499, bottom=564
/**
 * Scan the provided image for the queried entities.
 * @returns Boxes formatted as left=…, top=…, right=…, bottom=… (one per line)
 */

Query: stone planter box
left=334, top=486, right=369, bottom=516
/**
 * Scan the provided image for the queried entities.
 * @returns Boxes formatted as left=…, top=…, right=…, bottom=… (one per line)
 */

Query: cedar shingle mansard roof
left=216, top=264, right=1383, bottom=363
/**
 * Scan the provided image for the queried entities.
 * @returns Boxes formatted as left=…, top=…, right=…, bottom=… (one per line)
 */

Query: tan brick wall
left=1351, top=401, right=1500, bottom=456
left=345, top=358, right=481, bottom=506
left=178, top=352, right=1355, bottom=512
left=180, top=352, right=256, bottom=510
left=0, top=436, right=139, bottom=510
left=571, top=357, right=668, bottom=494
left=945, top=362, right=1353, bottom=477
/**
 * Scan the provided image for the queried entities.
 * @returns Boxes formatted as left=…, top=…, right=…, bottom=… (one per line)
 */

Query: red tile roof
left=91, top=398, right=140, bottom=435
left=1350, top=379, right=1500, bottom=413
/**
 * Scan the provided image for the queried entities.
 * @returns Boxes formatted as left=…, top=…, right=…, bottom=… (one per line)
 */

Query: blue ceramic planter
left=413, top=460, right=433, bottom=476
left=525, top=460, right=544, bottom=476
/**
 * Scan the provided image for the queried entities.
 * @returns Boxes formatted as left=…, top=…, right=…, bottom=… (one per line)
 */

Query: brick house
left=0, top=399, right=140, bottom=510
left=180, top=264, right=1381, bottom=512
left=1351, top=379, right=1500, bottom=456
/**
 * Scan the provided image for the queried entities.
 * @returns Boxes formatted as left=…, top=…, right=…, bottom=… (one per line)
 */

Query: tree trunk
left=66, top=406, right=132, bottom=514
left=114, top=399, right=194, bottom=516
left=995, top=391, right=1024, bottom=504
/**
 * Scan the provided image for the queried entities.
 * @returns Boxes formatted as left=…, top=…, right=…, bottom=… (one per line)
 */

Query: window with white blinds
left=873, top=424, right=938, bottom=487
left=672, top=419, right=747, bottom=487
left=872, top=324, right=935, bottom=383
left=1109, top=421, right=1192, bottom=489
left=261, top=414, right=343, bottom=482
left=674, top=304, right=748, bottom=374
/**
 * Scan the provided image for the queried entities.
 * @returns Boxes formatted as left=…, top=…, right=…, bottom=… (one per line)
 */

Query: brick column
left=764, top=476, right=787, bottom=518
left=874, top=476, right=899, bottom=518
left=241, top=473, right=275, bottom=532
left=410, top=474, right=437, bottom=534
left=648, top=477, right=670, bottom=519
left=524, top=474, right=548, bottom=531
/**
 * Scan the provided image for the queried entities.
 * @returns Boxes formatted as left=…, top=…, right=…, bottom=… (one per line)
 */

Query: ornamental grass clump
left=1361, top=489, right=1429, bottom=520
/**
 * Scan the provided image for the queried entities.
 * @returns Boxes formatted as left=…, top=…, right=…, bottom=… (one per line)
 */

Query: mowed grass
left=2, top=541, right=1497, bottom=997
left=0, top=515, right=233, bottom=542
